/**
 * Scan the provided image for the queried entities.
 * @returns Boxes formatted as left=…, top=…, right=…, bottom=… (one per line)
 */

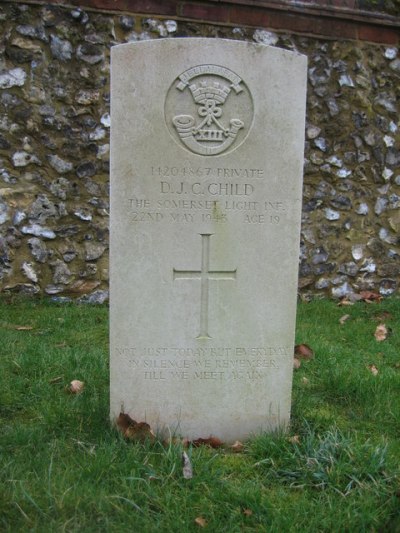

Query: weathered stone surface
left=21, top=224, right=56, bottom=239
left=21, top=261, right=38, bottom=282
left=4, top=282, right=40, bottom=295
left=253, top=29, right=278, bottom=45
left=28, top=237, right=48, bottom=263
left=58, top=241, right=77, bottom=262
left=84, top=241, right=107, bottom=261
left=78, top=289, right=109, bottom=304
left=379, top=278, right=397, bottom=296
left=47, top=154, right=73, bottom=174
left=0, top=67, right=27, bottom=88
left=16, top=24, right=48, bottom=42
left=50, top=35, right=73, bottom=61
left=51, top=259, right=72, bottom=284
left=76, top=90, right=100, bottom=105
left=12, top=151, right=40, bottom=167
left=332, top=282, right=353, bottom=299
left=76, top=43, right=105, bottom=64
left=0, top=200, right=9, bottom=225
left=45, top=284, right=65, bottom=294
left=29, top=194, right=59, bottom=222
left=110, top=39, right=307, bottom=441
left=76, top=162, right=96, bottom=178
left=119, top=15, right=135, bottom=31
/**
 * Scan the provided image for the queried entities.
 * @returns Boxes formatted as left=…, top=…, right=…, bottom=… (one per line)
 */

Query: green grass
left=0, top=297, right=399, bottom=532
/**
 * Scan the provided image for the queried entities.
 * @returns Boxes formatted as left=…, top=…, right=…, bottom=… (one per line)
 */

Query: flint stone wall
left=0, top=1, right=399, bottom=302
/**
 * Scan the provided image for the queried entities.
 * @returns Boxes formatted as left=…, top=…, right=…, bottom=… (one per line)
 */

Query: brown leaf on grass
left=295, top=344, right=314, bottom=360
left=182, top=451, right=193, bottom=479
left=243, top=509, right=253, bottom=516
left=337, top=297, right=354, bottom=306
left=359, top=291, right=382, bottom=303
left=374, top=311, right=393, bottom=322
left=194, top=517, right=207, bottom=528
left=231, top=440, right=245, bottom=453
left=339, top=314, right=351, bottom=325
left=116, top=412, right=155, bottom=442
left=55, top=341, right=68, bottom=348
left=293, top=358, right=301, bottom=370
left=288, top=435, right=301, bottom=444
left=0, top=321, right=31, bottom=330
left=69, top=380, right=85, bottom=394
left=125, top=422, right=155, bottom=442
left=192, top=437, right=223, bottom=448
left=374, top=324, right=388, bottom=342
left=301, top=377, right=310, bottom=385
left=116, top=412, right=135, bottom=433
left=368, top=364, right=379, bottom=376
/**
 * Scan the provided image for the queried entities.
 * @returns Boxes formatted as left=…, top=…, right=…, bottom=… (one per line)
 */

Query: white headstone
left=110, top=38, right=307, bottom=442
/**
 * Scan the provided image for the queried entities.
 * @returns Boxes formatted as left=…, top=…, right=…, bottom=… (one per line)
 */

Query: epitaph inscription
left=110, top=39, right=307, bottom=442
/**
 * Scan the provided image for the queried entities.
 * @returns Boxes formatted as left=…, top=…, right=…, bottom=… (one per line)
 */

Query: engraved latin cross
left=173, top=233, right=237, bottom=339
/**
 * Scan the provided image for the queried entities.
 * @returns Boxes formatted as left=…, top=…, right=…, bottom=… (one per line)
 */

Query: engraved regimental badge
left=165, top=65, right=253, bottom=156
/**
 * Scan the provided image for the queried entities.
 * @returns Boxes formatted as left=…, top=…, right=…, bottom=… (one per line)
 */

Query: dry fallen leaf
left=301, top=377, right=309, bottom=385
left=293, top=357, right=301, bottom=370
left=374, top=311, right=393, bottom=322
left=116, top=412, right=135, bottom=433
left=368, top=364, right=379, bottom=376
left=15, top=325, right=33, bottom=331
left=125, top=422, right=155, bottom=442
left=116, top=412, right=155, bottom=442
left=69, top=380, right=85, bottom=394
left=195, top=517, right=207, bottom=528
left=374, top=324, right=388, bottom=342
left=359, top=291, right=382, bottom=303
left=192, top=437, right=223, bottom=448
left=339, top=314, right=351, bottom=325
left=231, top=440, right=245, bottom=453
left=182, top=451, right=193, bottom=479
left=338, top=297, right=355, bottom=306
left=288, top=435, right=301, bottom=444
left=243, top=508, right=253, bottom=516
left=295, top=344, right=314, bottom=360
